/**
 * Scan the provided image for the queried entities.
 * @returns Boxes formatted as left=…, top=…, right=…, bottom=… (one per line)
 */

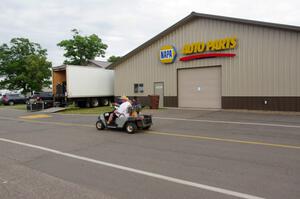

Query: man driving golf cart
left=107, top=96, right=131, bottom=124
left=96, top=96, right=152, bottom=133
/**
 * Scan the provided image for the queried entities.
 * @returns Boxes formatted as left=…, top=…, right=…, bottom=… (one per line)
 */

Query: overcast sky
left=1, top=0, right=299, bottom=66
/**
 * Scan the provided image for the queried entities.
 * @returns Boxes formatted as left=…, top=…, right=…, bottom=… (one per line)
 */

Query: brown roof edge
left=193, top=12, right=300, bottom=32
left=108, top=11, right=300, bottom=69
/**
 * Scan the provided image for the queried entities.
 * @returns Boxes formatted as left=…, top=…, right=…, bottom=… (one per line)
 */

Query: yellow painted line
left=18, top=119, right=300, bottom=150
left=19, top=119, right=94, bottom=128
left=147, top=131, right=300, bottom=150
left=0, top=116, right=92, bottom=128
left=19, top=114, right=52, bottom=119
left=1, top=116, right=299, bottom=150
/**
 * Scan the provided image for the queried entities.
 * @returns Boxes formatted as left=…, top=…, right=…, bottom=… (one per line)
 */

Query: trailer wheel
left=91, top=99, right=99, bottom=107
left=96, top=121, right=105, bottom=130
left=85, top=101, right=91, bottom=108
left=101, top=98, right=109, bottom=106
left=77, top=101, right=86, bottom=108
left=125, top=123, right=136, bottom=134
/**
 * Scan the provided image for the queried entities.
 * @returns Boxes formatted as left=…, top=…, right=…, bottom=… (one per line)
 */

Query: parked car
left=2, top=93, right=27, bottom=105
left=28, top=92, right=54, bottom=109
left=31, top=92, right=53, bottom=101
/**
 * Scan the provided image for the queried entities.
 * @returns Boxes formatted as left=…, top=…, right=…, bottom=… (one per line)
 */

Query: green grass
left=0, top=103, right=27, bottom=110
left=60, top=106, right=114, bottom=114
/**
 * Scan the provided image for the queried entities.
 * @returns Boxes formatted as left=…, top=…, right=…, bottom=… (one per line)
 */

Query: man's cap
left=120, top=96, right=129, bottom=100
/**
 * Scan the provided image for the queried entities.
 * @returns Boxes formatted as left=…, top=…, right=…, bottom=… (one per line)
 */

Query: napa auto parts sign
left=159, top=45, right=177, bottom=64
left=160, top=37, right=237, bottom=64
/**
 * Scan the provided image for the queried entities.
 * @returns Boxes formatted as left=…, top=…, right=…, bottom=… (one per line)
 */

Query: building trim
left=222, top=96, right=300, bottom=111
left=164, top=96, right=178, bottom=107
left=115, top=96, right=300, bottom=111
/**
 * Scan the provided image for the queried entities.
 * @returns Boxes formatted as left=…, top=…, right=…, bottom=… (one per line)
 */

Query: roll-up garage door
left=178, top=67, right=221, bottom=108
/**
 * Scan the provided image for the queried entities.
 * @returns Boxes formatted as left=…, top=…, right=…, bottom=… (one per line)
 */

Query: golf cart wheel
left=9, top=101, right=14, bottom=106
left=125, top=123, right=137, bottom=134
left=96, top=121, right=105, bottom=130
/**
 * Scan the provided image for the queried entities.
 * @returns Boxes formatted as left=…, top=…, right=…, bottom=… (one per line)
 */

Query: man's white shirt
left=117, top=101, right=131, bottom=117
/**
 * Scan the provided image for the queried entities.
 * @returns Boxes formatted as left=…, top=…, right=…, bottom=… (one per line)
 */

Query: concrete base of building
left=222, top=96, right=300, bottom=112
left=115, top=96, right=300, bottom=112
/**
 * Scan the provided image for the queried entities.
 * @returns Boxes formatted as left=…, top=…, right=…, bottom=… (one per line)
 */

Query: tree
left=108, top=55, right=122, bottom=63
left=0, top=38, right=52, bottom=95
left=57, top=29, right=108, bottom=65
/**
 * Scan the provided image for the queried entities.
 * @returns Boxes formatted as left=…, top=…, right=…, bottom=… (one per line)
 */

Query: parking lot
left=0, top=108, right=299, bottom=199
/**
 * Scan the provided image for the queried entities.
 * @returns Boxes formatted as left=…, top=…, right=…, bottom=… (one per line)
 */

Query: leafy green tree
left=108, top=55, right=122, bottom=63
left=0, top=38, right=52, bottom=95
left=58, top=29, right=108, bottom=65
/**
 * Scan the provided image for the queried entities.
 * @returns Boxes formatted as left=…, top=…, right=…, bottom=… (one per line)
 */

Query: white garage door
left=178, top=67, right=221, bottom=108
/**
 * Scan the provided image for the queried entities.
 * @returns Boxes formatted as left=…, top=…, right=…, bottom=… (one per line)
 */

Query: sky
left=0, top=0, right=299, bottom=66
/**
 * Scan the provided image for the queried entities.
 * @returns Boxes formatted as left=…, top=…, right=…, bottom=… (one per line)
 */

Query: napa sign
left=160, top=37, right=237, bottom=63
left=159, top=45, right=177, bottom=64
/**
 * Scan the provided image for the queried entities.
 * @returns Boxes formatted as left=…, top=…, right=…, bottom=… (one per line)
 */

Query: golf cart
left=96, top=107, right=152, bottom=134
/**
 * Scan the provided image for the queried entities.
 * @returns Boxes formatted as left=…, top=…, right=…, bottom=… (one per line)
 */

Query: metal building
left=109, top=12, right=300, bottom=111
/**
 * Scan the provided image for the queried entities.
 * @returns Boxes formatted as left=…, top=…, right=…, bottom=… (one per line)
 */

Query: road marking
left=19, top=119, right=94, bottom=128
left=0, top=138, right=264, bottom=199
left=153, top=116, right=300, bottom=129
left=0, top=116, right=94, bottom=128
left=148, top=131, right=300, bottom=150
left=52, top=113, right=300, bottom=129
left=19, top=114, right=52, bottom=119
left=0, top=116, right=299, bottom=150
left=53, top=113, right=300, bottom=129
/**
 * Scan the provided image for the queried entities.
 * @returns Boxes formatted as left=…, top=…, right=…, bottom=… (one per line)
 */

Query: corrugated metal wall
left=115, top=18, right=300, bottom=97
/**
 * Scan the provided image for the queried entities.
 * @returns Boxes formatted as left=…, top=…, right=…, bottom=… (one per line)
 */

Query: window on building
left=134, top=84, right=139, bottom=93
left=139, top=84, right=144, bottom=93
left=134, top=83, right=144, bottom=93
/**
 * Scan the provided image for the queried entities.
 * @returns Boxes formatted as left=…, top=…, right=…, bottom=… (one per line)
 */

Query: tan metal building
left=109, top=12, right=300, bottom=111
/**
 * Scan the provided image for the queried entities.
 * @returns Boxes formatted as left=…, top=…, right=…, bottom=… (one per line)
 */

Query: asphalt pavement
left=0, top=108, right=299, bottom=199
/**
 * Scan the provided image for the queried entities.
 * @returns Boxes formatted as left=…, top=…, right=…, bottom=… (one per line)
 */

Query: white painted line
left=153, top=116, right=300, bottom=129
left=0, top=138, right=264, bottom=199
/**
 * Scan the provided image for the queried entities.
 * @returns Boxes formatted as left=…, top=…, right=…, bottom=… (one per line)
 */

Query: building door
left=178, top=67, right=221, bottom=109
left=154, top=82, right=164, bottom=108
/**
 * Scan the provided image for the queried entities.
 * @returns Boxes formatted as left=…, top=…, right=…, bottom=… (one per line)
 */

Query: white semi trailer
left=52, top=65, right=114, bottom=107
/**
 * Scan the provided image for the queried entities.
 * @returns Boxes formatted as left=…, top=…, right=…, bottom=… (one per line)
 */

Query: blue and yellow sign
left=160, top=45, right=177, bottom=64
